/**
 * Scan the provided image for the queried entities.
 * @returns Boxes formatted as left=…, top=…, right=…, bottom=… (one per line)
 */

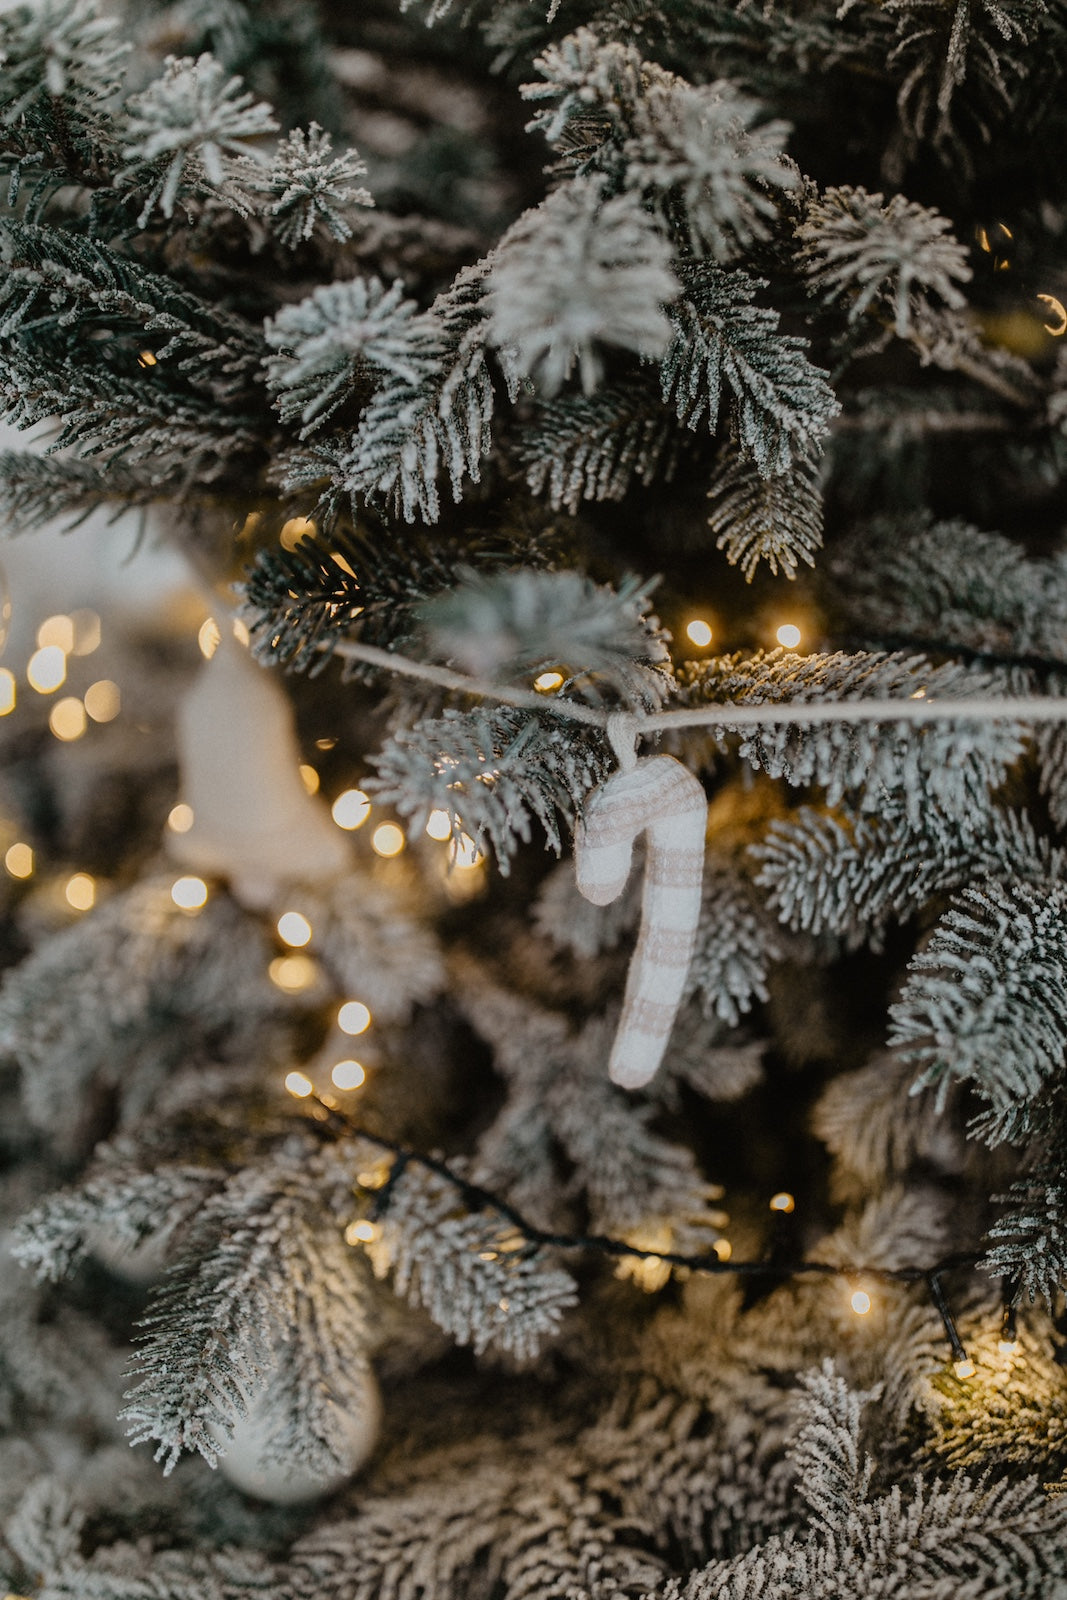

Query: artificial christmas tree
left=3, top=0, right=1067, bottom=1594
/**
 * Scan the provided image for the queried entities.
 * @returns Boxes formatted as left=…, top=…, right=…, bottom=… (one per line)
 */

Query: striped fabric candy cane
left=575, top=721, right=707, bottom=1089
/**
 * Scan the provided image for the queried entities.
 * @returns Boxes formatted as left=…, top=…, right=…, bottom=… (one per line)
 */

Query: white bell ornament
left=169, top=625, right=351, bottom=908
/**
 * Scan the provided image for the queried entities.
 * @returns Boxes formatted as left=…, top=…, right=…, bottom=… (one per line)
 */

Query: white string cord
left=329, top=638, right=1067, bottom=733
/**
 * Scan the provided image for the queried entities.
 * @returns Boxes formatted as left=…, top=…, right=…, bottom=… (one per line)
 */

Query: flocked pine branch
left=685, top=857, right=783, bottom=1027
left=889, top=878, right=1067, bottom=1138
left=624, top=75, right=796, bottom=262
left=118, top=52, right=278, bottom=222
left=521, top=379, right=679, bottom=512
left=984, top=1170, right=1067, bottom=1306
left=244, top=122, right=372, bottom=250
left=361, top=1159, right=577, bottom=1360
left=486, top=176, right=679, bottom=395
left=796, top=186, right=972, bottom=337
left=674, top=649, right=1027, bottom=821
left=340, top=264, right=517, bottom=524
left=661, top=266, right=839, bottom=476
left=705, top=444, right=824, bottom=580
left=120, top=1141, right=374, bottom=1475
left=368, top=705, right=612, bottom=871
left=754, top=802, right=1064, bottom=943
left=415, top=567, right=671, bottom=698
left=264, top=274, right=428, bottom=434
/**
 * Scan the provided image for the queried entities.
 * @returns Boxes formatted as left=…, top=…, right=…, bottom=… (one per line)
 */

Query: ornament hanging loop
left=606, top=710, right=640, bottom=772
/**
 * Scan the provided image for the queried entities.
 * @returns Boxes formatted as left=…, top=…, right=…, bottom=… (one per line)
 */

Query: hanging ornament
left=215, top=1364, right=382, bottom=1505
left=170, top=625, right=351, bottom=908
left=575, top=715, right=707, bottom=1089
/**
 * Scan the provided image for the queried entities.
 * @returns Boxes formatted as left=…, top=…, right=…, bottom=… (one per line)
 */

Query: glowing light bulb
left=171, top=876, right=208, bottom=910
left=850, top=1289, right=872, bottom=1316
left=345, top=1220, right=377, bottom=1244
left=0, top=668, right=14, bottom=715
left=331, top=788, right=371, bottom=830
left=70, top=609, right=101, bottom=655
left=953, top=1357, right=976, bottom=1379
left=27, top=645, right=67, bottom=694
left=197, top=618, right=220, bottom=659
left=285, top=1070, right=313, bottom=1098
left=36, top=614, right=74, bottom=653
left=448, top=833, right=482, bottom=869
left=776, top=624, right=802, bottom=650
left=280, top=516, right=316, bottom=551
left=338, top=1001, right=371, bottom=1035
left=138, top=349, right=158, bottom=366
left=998, top=1339, right=1021, bottom=1357
left=299, top=763, right=320, bottom=794
left=277, top=910, right=313, bottom=947
left=48, top=697, right=86, bottom=742
left=769, top=1192, right=795, bottom=1213
left=65, top=873, right=95, bottom=911
left=269, top=953, right=318, bottom=992
left=1038, top=293, right=1067, bottom=336
left=4, top=842, right=33, bottom=879
left=83, top=679, right=121, bottom=722
left=232, top=618, right=250, bottom=647
left=533, top=671, right=564, bottom=693
left=372, top=822, right=405, bottom=858
left=167, top=803, right=194, bottom=834
left=425, top=809, right=452, bottom=841
left=331, top=1059, right=366, bottom=1090
left=712, top=1238, right=732, bottom=1261
left=686, top=619, right=713, bottom=648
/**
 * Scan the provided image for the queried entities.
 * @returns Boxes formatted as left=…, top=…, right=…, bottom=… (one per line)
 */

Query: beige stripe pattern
left=575, top=756, right=707, bottom=1089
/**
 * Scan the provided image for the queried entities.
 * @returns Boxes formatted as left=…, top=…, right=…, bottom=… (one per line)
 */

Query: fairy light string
left=300, top=1091, right=993, bottom=1368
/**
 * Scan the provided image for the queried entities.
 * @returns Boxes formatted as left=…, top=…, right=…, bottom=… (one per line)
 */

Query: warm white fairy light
left=4, top=842, right=33, bottom=879
left=345, top=1219, right=378, bottom=1245
left=36, top=614, right=75, bottom=653
left=425, top=809, right=452, bottom=841
left=280, top=515, right=316, bottom=551
left=269, top=953, right=318, bottom=992
left=197, top=618, right=220, bottom=659
left=65, top=873, right=95, bottom=911
left=27, top=645, right=66, bottom=694
left=331, top=1059, right=366, bottom=1090
left=338, top=1000, right=371, bottom=1035
left=372, top=822, right=405, bottom=858
left=70, top=608, right=101, bottom=655
left=533, top=671, right=564, bottom=693
left=769, top=1192, right=795, bottom=1213
left=953, top=1357, right=976, bottom=1379
left=49, top=697, right=87, bottom=742
left=232, top=619, right=250, bottom=647
left=850, top=1288, right=872, bottom=1316
left=284, top=1070, right=313, bottom=1098
left=167, top=803, right=194, bottom=834
left=776, top=624, right=802, bottom=649
left=277, top=910, right=313, bottom=947
left=299, top=763, right=320, bottom=794
left=331, top=788, right=371, bottom=829
left=171, top=876, right=208, bottom=911
left=712, top=1238, right=732, bottom=1261
left=448, top=833, right=482, bottom=869
left=999, top=1338, right=1021, bottom=1356
left=686, top=619, right=713, bottom=648
left=0, top=669, right=14, bottom=715
left=84, top=680, right=121, bottom=722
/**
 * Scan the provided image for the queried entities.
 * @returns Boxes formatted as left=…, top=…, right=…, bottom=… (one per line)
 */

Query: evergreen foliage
left=3, top=0, right=1067, bottom=1591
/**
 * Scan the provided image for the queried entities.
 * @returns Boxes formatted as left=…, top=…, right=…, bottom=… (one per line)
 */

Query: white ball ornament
left=215, top=1366, right=382, bottom=1505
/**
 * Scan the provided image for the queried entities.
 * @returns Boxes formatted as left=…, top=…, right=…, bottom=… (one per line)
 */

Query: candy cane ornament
left=575, top=723, right=707, bottom=1089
